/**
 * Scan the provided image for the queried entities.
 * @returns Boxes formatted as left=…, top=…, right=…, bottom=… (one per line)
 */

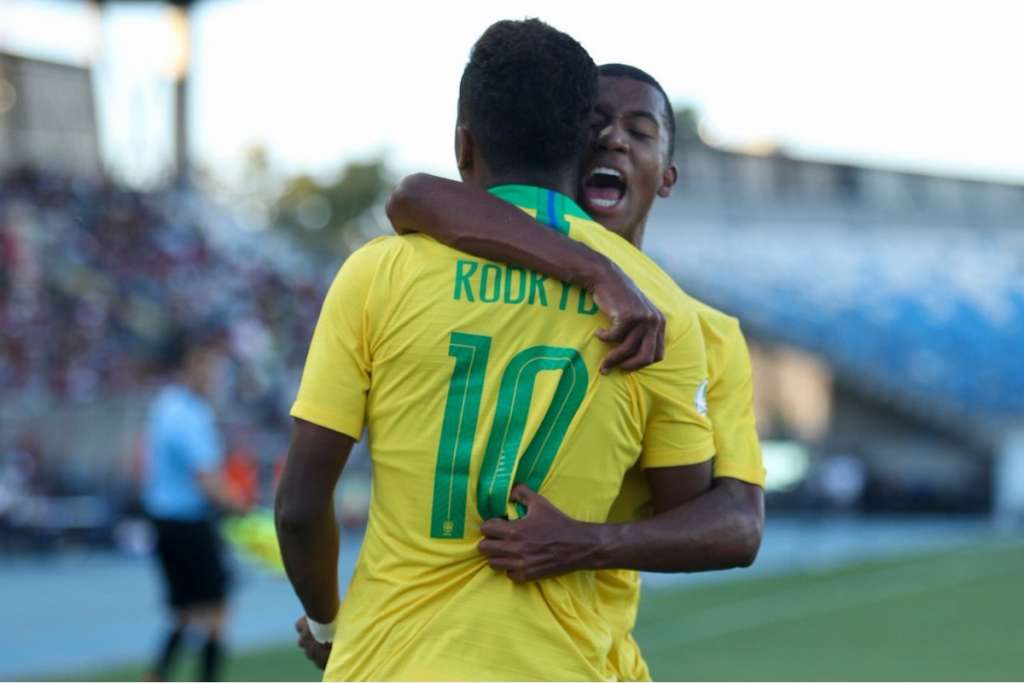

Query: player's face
left=578, top=76, right=677, bottom=245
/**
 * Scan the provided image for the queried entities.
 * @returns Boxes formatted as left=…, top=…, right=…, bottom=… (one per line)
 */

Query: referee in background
left=142, top=326, right=247, bottom=682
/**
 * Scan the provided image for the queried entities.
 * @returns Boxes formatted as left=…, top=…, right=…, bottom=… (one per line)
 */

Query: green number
left=430, top=333, right=589, bottom=538
left=476, top=347, right=588, bottom=519
left=430, top=333, right=491, bottom=539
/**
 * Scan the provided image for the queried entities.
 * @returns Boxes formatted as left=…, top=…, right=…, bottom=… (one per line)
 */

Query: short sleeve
left=180, top=407, right=222, bottom=474
left=636, top=309, right=716, bottom=468
left=290, top=238, right=391, bottom=440
left=709, top=324, right=766, bottom=487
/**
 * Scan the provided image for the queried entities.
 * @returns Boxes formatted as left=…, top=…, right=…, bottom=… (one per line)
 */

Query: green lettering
left=529, top=271, right=548, bottom=306
left=504, top=266, right=527, bottom=304
left=558, top=281, right=572, bottom=311
left=454, top=260, right=478, bottom=301
left=429, top=334, right=590, bottom=538
left=430, top=333, right=491, bottom=539
left=480, top=264, right=502, bottom=303
left=476, top=346, right=589, bottom=520
left=578, top=289, right=599, bottom=315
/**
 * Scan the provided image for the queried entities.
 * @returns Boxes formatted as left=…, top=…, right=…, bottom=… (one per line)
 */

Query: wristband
left=307, top=614, right=338, bottom=644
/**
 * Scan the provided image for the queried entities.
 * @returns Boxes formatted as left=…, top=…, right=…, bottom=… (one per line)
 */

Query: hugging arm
left=387, top=173, right=664, bottom=371
left=549, top=314, right=765, bottom=573
left=478, top=318, right=765, bottom=580
left=478, top=463, right=761, bottom=581
left=595, top=473, right=762, bottom=572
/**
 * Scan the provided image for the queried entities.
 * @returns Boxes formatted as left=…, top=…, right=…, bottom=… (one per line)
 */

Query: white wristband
left=307, top=614, right=338, bottom=644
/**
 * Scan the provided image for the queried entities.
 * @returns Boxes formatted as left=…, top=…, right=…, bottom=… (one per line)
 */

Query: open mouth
left=582, top=166, right=627, bottom=212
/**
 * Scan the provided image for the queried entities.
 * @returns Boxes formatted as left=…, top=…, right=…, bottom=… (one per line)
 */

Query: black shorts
left=152, top=518, right=230, bottom=608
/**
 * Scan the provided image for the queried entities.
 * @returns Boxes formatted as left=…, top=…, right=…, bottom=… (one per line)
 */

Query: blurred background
left=1, top=0, right=1022, bottom=680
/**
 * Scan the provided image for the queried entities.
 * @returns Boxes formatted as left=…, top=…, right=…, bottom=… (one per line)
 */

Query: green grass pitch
left=67, top=540, right=1023, bottom=681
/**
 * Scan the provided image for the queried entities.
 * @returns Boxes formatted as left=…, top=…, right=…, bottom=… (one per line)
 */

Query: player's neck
left=483, top=169, right=578, bottom=199
left=629, top=220, right=647, bottom=249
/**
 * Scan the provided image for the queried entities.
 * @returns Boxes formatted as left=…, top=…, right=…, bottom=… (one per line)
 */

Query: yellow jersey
left=291, top=184, right=715, bottom=681
left=602, top=302, right=765, bottom=681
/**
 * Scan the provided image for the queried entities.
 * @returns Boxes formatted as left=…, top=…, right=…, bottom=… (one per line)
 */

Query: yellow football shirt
left=601, top=302, right=765, bottom=681
left=291, top=185, right=716, bottom=681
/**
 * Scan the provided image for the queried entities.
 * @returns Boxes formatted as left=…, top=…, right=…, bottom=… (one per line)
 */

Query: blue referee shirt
left=143, top=384, right=224, bottom=521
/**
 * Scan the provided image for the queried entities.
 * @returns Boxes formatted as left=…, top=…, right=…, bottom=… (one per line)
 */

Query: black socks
left=200, top=635, right=224, bottom=681
left=152, top=624, right=185, bottom=680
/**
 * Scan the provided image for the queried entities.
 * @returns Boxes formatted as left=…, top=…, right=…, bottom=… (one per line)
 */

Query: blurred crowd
left=0, top=168, right=357, bottom=550
left=0, top=167, right=325, bottom=411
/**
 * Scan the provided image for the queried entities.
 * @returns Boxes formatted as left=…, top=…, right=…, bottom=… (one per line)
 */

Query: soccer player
left=275, top=19, right=718, bottom=681
left=143, top=327, right=247, bottom=682
left=386, top=64, right=766, bottom=680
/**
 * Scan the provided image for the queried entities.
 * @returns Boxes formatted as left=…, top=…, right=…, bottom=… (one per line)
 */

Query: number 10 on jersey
left=430, top=332, right=588, bottom=539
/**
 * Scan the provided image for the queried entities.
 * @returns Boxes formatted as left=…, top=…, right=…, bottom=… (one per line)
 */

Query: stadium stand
left=646, top=148, right=1024, bottom=442
left=0, top=168, right=331, bottom=546
left=649, top=219, right=1024, bottom=421
left=0, top=167, right=324, bottom=408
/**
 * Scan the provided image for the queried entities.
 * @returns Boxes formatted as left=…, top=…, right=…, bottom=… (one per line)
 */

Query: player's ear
left=657, top=162, right=678, bottom=198
left=455, top=126, right=474, bottom=173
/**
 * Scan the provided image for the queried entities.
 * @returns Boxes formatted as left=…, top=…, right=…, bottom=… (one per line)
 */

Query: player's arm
left=482, top=311, right=715, bottom=577
left=480, top=321, right=764, bottom=578
left=275, top=239, right=383, bottom=656
left=275, top=419, right=354, bottom=625
left=481, top=464, right=760, bottom=578
left=387, top=173, right=663, bottom=371
left=596, top=325, right=765, bottom=572
left=482, top=458, right=713, bottom=579
left=590, top=474, right=762, bottom=572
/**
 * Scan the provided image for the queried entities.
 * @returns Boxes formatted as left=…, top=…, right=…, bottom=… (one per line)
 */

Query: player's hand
left=294, top=616, right=332, bottom=670
left=478, top=485, right=600, bottom=582
left=589, top=261, right=665, bottom=373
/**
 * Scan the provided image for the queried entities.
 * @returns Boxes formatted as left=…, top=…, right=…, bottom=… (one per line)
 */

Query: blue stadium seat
left=647, top=217, right=1024, bottom=420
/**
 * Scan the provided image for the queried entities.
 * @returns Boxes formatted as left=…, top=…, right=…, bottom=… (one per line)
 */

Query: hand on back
left=590, top=261, right=666, bottom=373
left=478, top=485, right=602, bottom=582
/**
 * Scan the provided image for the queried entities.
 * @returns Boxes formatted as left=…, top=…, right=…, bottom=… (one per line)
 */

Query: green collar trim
left=488, top=184, right=592, bottom=235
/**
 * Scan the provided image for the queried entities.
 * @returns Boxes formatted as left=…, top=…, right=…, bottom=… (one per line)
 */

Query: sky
left=1, top=0, right=1023, bottom=184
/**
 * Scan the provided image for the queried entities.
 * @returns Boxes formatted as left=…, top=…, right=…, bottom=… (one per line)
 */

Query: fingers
left=480, top=517, right=512, bottom=539
left=294, top=615, right=331, bottom=671
left=312, top=643, right=331, bottom=670
left=600, top=306, right=666, bottom=373
left=595, top=316, right=628, bottom=343
left=301, top=642, right=330, bottom=670
left=296, top=621, right=312, bottom=649
left=618, top=323, right=659, bottom=372
left=600, top=325, right=644, bottom=373
left=480, top=538, right=547, bottom=582
left=485, top=555, right=536, bottom=583
left=509, top=484, right=538, bottom=505
left=478, top=538, right=515, bottom=558
left=483, top=553, right=518, bottom=572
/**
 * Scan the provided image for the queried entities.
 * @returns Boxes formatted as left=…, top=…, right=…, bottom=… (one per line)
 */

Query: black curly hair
left=598, top=63, right=676, bottom=161
left=458, top=19, right=598, bottom=176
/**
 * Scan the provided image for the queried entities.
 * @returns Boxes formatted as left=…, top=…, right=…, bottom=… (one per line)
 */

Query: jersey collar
left=488, top=184, right=592, bottom=235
